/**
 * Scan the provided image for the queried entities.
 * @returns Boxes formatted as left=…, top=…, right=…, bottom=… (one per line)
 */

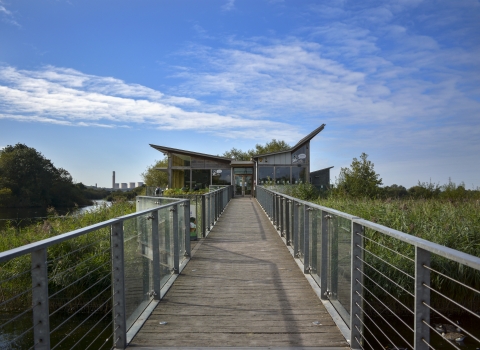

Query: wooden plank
left=128, top=197, right=348, bottom=348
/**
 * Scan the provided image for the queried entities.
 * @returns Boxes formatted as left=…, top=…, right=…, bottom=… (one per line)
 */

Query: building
left=150, top=124, right=331, bottom=196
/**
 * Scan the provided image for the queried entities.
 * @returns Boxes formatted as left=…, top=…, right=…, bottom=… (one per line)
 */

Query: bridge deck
left=128, top=197, right=349, bottom=349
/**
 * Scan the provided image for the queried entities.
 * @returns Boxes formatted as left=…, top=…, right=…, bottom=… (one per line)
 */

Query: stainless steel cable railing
left=256, top=185, right=480, bottom=350
left=0, top=185, right=233, bottom=349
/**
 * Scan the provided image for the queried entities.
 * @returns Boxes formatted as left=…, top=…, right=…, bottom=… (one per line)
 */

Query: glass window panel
left=172, top=169, right=191, bottom=189
left=212, top=169, right=231, bottom=185
left=258, top=167, right=274, bottom=185
left=275, top=167, right=291, bottom=184
left=172, top=153, right=191, bottom=166
left=292, top=167, right=306, bottom=184
left=192, top=169, right=210, bottom=189
left=292, top=145, right=307, bottom=164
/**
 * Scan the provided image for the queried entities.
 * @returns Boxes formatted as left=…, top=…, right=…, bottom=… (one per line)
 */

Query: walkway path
left=128, top=197, right=349, bottom=349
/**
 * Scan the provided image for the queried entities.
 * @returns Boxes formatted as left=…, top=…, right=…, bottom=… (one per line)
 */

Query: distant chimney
left=112, top=171, right=115, bottom=189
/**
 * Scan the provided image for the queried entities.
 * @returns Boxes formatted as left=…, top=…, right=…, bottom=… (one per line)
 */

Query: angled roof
left=149, top=144, right=232, bottom=163
left=252, top=124, right=326, bottom=159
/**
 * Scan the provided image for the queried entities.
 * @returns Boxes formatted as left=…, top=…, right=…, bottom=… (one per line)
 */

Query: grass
left=0, top=200, right=135, bottom=312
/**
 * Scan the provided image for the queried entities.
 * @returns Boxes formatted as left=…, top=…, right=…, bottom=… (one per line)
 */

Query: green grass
left=314, top=197, right=480, bottom=315
left=0, top=200, right=135, bottom=311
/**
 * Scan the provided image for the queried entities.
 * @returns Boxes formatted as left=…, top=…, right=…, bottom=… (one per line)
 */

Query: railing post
left=331, top=216, right=339, bottom=300
left=415, top=247, right=431, bottom=349
left=31, top=248, right=50, bottom=350
left=304, top=206, right=311, bottom=274
left=285, top=200, right=291, bottom=246
left=172, top=205, right=179, bottom=274
left=320, top=210, right=329, bottom=300
left=184, top=201, right=191, bottom=258
left=201, top=195, right=206, bottom=238
left=112, top=221, right=127, bottom=349
left=350, top=221, right=363, bottom=349
left=151, top=210, right=160, bottom=300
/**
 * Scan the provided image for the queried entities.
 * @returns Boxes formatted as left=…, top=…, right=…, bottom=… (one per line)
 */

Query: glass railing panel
left=136, top=196, right=179, bottom=211
left=158, top=206, right=174, bottom=288
left=123, top=213, right=152, bottom=331
left=178, top=203, right=185, bottom=263
left=297, top=203, right=305, bottom=263
left=289, top=200, right=294, bottom=247
left=326, top=213, right=351, bottom=325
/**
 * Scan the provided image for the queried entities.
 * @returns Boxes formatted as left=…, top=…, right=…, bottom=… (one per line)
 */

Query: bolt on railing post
left=111, top=221, right=127, bottom=349
left=303, top=206, right=311, bottom=274
left=184, top=201, right=191, bottom=258
left=320, top=211, right=329, bottom=300
left=31, top=248, right=50, bottom=350
left=172, top=205, right=179, bottom=274
left=201, top=195, right=206, bottom=238
left=151, top=210, right=161, bottom=300
left=350, top=221, right=364, bottom=349
left=415, top=247, right=431, bottom=349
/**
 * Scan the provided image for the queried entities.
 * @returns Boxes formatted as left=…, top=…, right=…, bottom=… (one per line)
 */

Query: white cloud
left=221, top=0, right=235, bottom=12
left=0, top=65, right=304, bottom=142
left=0, top=2, right=20, bottom=27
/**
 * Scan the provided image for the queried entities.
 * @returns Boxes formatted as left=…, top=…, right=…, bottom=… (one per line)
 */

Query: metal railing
left=256, top=186, right=480, bottom=350
left=0, top=186, right=232, bottom=350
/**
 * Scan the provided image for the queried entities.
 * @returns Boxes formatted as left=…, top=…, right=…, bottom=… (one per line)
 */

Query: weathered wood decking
left=128, top=197, right=349, bottom=349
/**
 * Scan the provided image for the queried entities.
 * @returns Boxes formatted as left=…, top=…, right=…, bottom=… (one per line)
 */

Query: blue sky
left=1, top=0, right=479, bottom=189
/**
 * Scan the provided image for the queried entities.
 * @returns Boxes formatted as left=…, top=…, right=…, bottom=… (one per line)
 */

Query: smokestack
left=112, top=171, right=115, bottom=189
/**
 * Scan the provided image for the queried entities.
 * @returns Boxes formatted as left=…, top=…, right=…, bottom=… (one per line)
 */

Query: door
left=235, top=175, right=253, bottom=196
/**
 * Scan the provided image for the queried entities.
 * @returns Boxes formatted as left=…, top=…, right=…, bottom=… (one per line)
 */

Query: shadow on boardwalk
left=128, top=197, right=349, bottom=349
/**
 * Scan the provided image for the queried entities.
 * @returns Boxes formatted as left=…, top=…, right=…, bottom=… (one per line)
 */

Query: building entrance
left=234, top=175, right=252, bottom=197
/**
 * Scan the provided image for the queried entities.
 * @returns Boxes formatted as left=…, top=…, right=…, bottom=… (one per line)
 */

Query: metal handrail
left=256, top=185, right=480, bottom=350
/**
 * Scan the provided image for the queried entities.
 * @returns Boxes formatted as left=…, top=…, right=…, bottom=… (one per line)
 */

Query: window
left=292, top=167, right=306, bottom=184
left=192, top=169, right=210, bottom=189
left=258, top=167, right=274, bottom=185
left=212, top=169, right=231, bottom=185
left=172, top=153, right=191, bottom=167
left=275, top=167, right=291, bottom=184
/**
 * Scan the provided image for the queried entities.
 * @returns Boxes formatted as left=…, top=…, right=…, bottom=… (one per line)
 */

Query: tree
left=141, top=157, right=169, bottom=187
left=335, top=153, right=383, bottom=198
left=222, top=139, right=291, bottom=160
left=0, top=143, right=88, bottom=207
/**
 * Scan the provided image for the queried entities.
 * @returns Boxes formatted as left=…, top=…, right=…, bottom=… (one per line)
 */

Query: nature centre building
left=150, top=124, right=330, bottom=196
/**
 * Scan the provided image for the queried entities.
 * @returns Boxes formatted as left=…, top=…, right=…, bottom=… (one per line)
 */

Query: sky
left=0, top=0, right=479, bottom=189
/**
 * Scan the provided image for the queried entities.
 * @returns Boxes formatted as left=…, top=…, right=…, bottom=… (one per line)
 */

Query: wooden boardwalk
left=128, top=197, right=349, bottom=349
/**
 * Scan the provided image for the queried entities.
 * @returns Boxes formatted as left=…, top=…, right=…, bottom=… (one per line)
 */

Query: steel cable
left=84, top=319, right=113, bottom=350
left=423, top=283, right=480, bottom=321
left=70, top=305, right=114, bottom=350
left=50, top=284, right=111, bottom=336
left=423, top=264, right=480, bottom=296
left=356, top=255, right=414, bottom=297
left=49, top=272, right=111, bottom=317
left=356, top=291, right=413, bottom=349
left=356, top=232, right=414, bottom=262
left=356, top=267, right=414, bottom=314
left=49, top=261, right=111, bottom=300
left=422, top=301, right=480, bottom=345
left=52, top=295, right=113, bottom=350
left=47, top=234, right=110, bottom=264
left=48, top=245, right=111, bottom=282
left=356, top=244, right=415, bottom=281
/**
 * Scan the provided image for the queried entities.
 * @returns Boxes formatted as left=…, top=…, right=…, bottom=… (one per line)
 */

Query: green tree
left=335, top=153, right=383, bottom=198
left=141, top=157, right=169, bottom=187
left=0, top=143, right=88, bottom=207
left=222, top=139, right=291, bottom=160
